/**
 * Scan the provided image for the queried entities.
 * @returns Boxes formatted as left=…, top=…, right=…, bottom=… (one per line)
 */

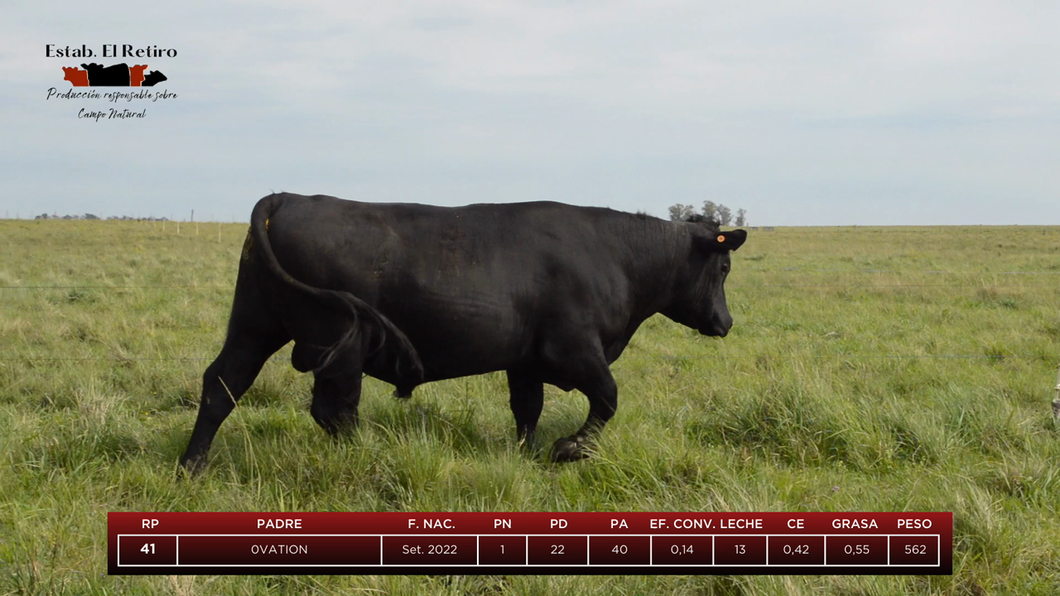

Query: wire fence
left=2, top=267, right=1058, bottom=291
left=741, top=268, right=1060, bottom=274
left=0, top=353, right=1051, bottom=363
left=1, top=270, right=1054, bottom=364
left=2, top=282, right=1058, bottom=291
left=0, top=357, right=212, bottom=362
left=722, top=283, right=1060, bottom=289
left=0, top=285, right=227, bottom=289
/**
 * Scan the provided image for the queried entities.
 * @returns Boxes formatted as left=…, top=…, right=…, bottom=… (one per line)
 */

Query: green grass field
left=1, top=219, right=1058, bottom=595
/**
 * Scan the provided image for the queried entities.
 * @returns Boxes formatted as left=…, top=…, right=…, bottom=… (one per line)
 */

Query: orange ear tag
left=717, top=235, right=725, bottom=243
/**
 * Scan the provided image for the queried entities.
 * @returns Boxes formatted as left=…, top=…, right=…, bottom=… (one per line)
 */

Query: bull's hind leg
left=310, top=355, right=364, bottom=435
left=507, top=369, right=544, bottom=450
left=180, top=323, right=289, bottom=474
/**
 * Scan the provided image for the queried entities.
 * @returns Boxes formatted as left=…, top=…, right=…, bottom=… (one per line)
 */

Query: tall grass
left=1, top=220, right=1058, bottom=595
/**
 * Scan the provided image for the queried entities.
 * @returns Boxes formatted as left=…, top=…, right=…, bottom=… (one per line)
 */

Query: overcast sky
left=3, top=1, right=1058, bottom=225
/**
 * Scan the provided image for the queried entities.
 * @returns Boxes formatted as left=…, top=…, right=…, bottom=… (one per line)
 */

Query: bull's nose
left=699, top=323, right=730, bottom=337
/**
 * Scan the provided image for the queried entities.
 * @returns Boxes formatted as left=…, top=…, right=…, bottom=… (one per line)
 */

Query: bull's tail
left=249, top=194, right=424, bottom=381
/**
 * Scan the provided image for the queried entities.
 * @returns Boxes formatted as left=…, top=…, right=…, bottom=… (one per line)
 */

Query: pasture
left=1, top=218, right=1058, bottom=595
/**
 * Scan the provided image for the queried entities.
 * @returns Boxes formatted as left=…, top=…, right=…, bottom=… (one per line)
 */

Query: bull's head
left=662, top=220, right=747, bottom=337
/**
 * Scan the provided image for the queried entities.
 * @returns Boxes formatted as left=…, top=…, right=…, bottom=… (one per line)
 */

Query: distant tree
left=701, top=201, right=718, bottom=221
left=668, top=201, right=747, bottom=226
left=716, top=204, right=732, bottom=226
left=668, top=203, right=696, bottom=221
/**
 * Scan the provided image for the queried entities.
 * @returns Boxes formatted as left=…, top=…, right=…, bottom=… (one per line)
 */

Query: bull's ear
left=698, top=229, right=747, bottom=252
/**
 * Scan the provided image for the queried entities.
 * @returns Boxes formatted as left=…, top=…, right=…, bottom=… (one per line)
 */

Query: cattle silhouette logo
left=62, top=63, right=167, bottom=87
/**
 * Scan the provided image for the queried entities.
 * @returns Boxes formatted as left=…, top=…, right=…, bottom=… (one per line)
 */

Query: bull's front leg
left=551, top=371, right=617, bottom=462
left=540, top=337, right=618, bottom=462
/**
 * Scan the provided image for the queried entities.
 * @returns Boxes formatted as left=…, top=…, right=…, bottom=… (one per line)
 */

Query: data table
left=109, top=512, right=951, bottom=575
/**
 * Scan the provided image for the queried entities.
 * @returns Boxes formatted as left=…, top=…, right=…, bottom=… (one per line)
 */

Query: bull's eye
left=722, top=263, right=730, bottom=275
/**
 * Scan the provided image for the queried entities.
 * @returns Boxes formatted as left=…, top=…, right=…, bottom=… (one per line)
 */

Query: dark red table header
left=109, top=511, right=948, bottom=535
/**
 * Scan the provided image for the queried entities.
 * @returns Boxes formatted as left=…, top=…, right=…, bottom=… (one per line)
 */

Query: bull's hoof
left=517, top=433, right=540, bottom=454
left=550, top=436, right=592, bottom=463
left=313, top=414, right=359, bottom=437
left=178, top=454, right=207, bottom=477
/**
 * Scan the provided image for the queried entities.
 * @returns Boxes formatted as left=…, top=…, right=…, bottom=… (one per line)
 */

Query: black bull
left=179, top=193, right=747, bottom=471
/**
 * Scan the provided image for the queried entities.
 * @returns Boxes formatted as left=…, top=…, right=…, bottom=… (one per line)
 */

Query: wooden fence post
left=1052, top=363, right=1060, bottom=421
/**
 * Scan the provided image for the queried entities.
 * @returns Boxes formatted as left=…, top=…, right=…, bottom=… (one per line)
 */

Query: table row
left=117, top=534, right=941, bottom=567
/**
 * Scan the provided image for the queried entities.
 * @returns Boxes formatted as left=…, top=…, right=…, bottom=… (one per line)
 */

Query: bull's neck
left=608, top=215, right=687, bottom=324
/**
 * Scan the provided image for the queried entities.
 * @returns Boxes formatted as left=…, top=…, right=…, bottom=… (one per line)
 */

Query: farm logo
left=44, top=44, right=178, bottom=121
left=62, top=63, right=168, bottom=87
